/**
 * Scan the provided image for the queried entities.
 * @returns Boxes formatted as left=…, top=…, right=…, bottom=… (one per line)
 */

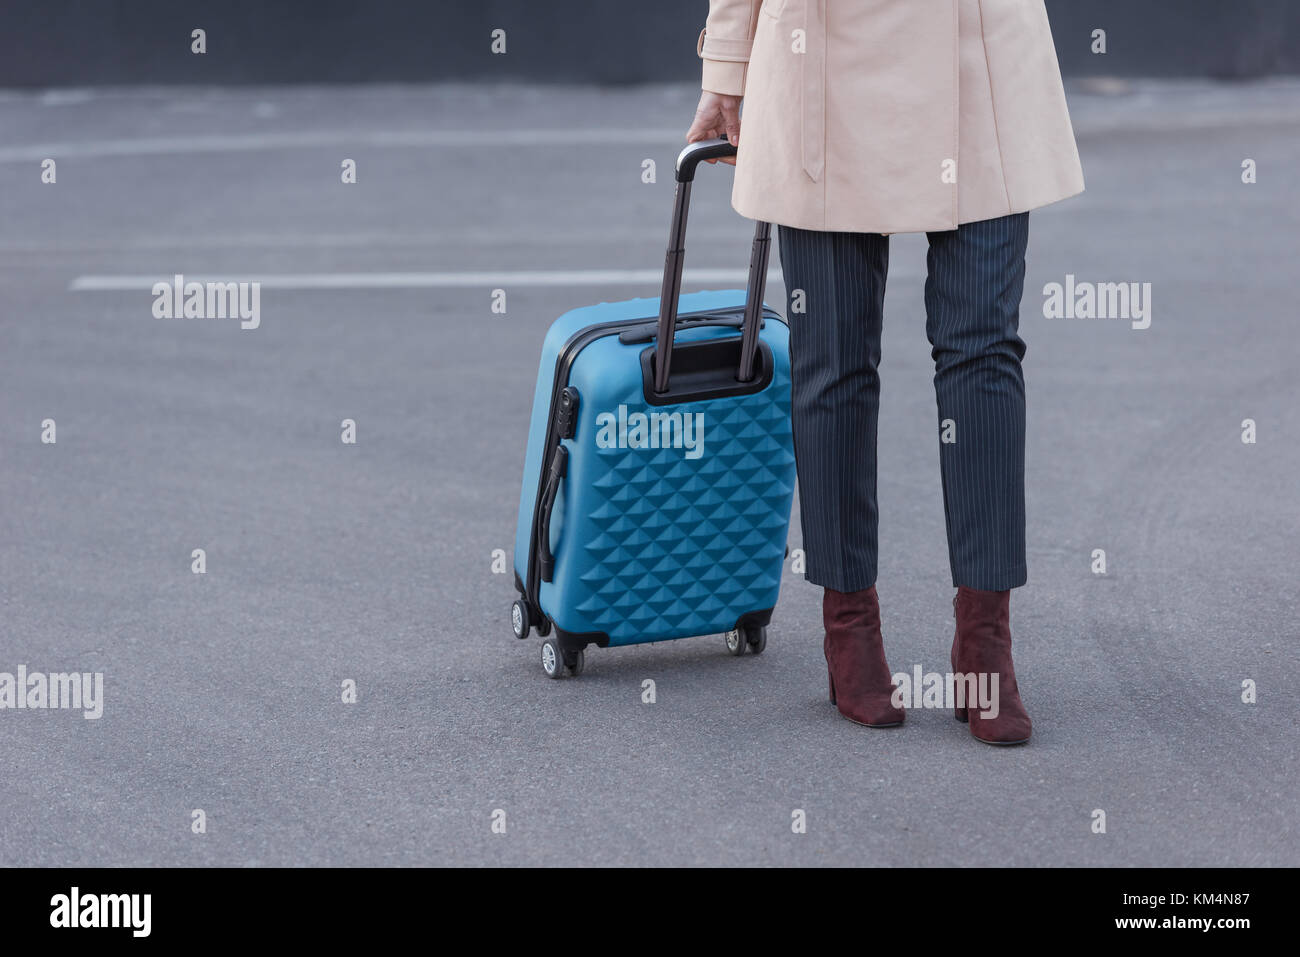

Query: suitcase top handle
left=653, top=138, right=771, bottom=395
left=673, top=138, right=739, bottom=183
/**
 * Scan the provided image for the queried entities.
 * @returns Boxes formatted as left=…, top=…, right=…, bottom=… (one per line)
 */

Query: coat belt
left=800, top=0, right=826, bottom=182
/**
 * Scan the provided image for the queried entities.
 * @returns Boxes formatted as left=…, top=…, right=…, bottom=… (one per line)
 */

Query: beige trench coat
left=698, top=0, right=1085, bottom=233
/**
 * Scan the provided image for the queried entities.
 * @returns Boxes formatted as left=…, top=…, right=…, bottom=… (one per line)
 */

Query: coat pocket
left=760, top=0, right=787, bottom=20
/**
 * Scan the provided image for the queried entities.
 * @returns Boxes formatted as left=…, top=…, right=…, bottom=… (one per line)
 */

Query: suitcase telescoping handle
left=653, top=137, right=772, bottom=395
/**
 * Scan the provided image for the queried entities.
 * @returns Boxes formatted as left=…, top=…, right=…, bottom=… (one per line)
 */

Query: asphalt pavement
left=0, top=78, right=1297, bottom=866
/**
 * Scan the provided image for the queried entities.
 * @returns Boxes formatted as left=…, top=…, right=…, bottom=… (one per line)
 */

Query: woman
left=685, top=0, right=1084, bottom=745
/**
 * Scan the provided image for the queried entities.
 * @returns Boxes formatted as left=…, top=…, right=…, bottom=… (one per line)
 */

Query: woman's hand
left=686, top=90, right=743, bottom=165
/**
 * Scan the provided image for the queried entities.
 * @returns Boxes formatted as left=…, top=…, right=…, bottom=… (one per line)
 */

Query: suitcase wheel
left=512, top=598, right=551, bottom=639
left=541, top=639, right=584, bottom=679
left=511, top=599, right=530, bottom=640
left=725, top=625, right=767, bottom=657
left=541, top=639, right=562, bottom=678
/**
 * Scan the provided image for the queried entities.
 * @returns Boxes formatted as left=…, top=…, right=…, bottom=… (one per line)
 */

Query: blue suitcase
left=511, top=139, right=797, bottom=677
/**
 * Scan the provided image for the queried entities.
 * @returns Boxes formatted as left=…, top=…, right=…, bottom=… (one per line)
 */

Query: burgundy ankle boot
left=950, top=587, right=1032, bottom=745
left=824, top=586, right=905, bottom=728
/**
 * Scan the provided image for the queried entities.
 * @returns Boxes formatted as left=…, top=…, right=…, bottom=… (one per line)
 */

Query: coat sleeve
left=697, top=0, right=764, bottom=96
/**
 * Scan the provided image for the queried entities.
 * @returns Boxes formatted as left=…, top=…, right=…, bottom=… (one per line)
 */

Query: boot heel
left=827, top=669, right=837, bottom=706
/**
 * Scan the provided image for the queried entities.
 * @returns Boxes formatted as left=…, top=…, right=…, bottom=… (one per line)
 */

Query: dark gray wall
left=2, top=0, right=1298, bottom=87
left=1048, top=0, right=1300, bottom=78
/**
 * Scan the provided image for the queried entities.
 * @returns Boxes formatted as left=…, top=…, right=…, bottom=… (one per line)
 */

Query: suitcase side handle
left=653, top=138, right=771, bottom=395
left=537, top=445, right=568, bottom=583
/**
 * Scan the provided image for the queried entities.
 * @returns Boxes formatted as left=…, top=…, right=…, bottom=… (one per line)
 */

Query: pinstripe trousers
left=776, top=213, right=1030, bottom=593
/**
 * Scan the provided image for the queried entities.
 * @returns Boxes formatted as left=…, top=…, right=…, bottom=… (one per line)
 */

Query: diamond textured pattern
left=560, top=340, right=796, bottom=645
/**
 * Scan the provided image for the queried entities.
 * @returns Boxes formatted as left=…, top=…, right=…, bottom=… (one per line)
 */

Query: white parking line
left=70, top=269, right=785, bottom=291
left=0, top=128, right=683, bottom=163
left=0, top=225, right=751, bottom=253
